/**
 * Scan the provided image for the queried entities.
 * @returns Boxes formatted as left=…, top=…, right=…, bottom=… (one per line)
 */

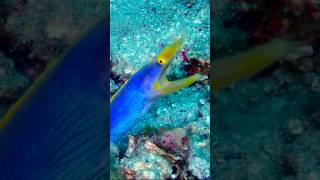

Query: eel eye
left=158, top=58, right=165, bottom=64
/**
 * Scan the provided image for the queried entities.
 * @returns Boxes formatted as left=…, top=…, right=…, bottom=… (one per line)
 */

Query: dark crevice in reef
left=278, top=153, right=298, bottom=178
left=0, top=1, right=33, bottom=75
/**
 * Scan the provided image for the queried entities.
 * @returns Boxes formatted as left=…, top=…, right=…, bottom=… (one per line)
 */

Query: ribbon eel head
left=152, top=36, right=202, bottom=97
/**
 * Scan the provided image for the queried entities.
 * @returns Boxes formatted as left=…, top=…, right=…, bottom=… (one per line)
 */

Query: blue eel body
left=110, top=63, right=162, bottom=142
left=0, top=20, right=108, bottom=179
left=109, top=36, right=201, bottom=143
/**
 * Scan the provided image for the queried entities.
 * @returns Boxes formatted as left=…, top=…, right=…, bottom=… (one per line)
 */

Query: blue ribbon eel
left=110, top=36, right=202, bottom=142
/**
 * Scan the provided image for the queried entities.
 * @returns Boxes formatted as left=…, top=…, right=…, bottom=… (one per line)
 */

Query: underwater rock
left=155, top=128, right=188, bottom=154
left=117, top=116, right=211, bottom=179
left=288, top=129, right=320, bottom=179
left=284, top=44, right=313, bottom=62
left=110, top=79, right=119, bottom=95
left=288, top=118, right=304, bottom=135
left=187, top=120, right=210, bottom=179
left=306, top=171, right=320, bottom=180
left=119, top=138, right=175, bottom=179
left=295, top=58, right=314, bottom=73
left=284, top=118, right=305, bottom=142
left=188, top=156, right=210, bottom=179
left=110, top=143, right=125, bottom=180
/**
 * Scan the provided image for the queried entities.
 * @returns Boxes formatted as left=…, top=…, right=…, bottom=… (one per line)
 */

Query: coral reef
left=111, top=120, right=210, bottom=179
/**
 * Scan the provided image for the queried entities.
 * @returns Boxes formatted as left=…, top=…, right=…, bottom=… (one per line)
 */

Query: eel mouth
left=157, top=35, right=185, bottom=85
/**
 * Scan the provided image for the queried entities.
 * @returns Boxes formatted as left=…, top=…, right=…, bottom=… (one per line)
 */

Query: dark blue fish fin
left=0, top=18, right=108, bottom=179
